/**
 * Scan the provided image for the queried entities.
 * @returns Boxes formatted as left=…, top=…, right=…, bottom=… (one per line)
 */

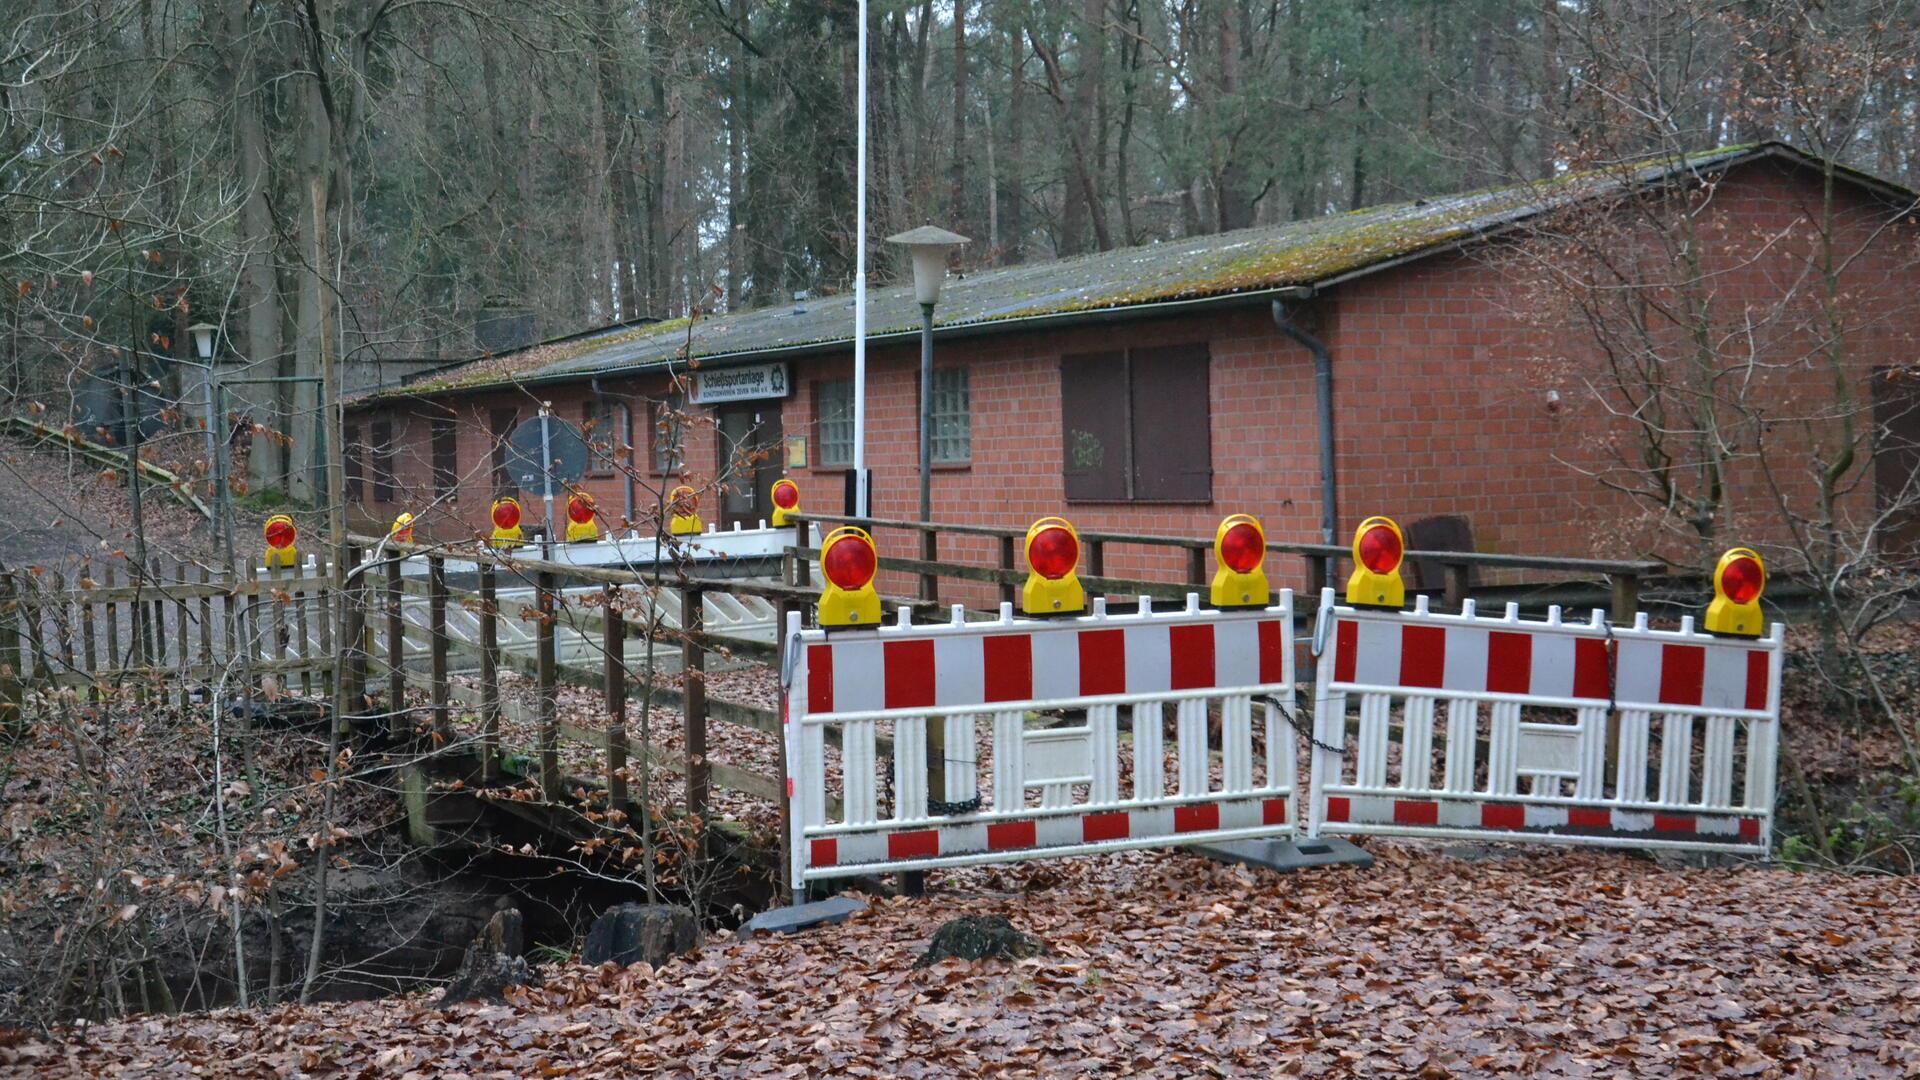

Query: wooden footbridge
left=0, top=516, right=1661, bottom=896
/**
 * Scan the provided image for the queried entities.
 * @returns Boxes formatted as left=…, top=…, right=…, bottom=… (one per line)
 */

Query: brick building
left=344, top=142, right=1920, bottom=588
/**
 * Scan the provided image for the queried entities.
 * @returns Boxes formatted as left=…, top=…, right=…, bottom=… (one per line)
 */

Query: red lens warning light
left=492, top=499, right=522, bottom=530
left=568, top=494, right=596, bottom=524
left=817, top=527, right=880, bottom=626
left=1219, top=522, right=1264, bottom=574
left=1705, top=546, right=1767, bottom=637
left=1022, top=517, right=1086, bottom=615
left=772, top=480, right=799, bottom=509
left=1211, top=514, right=1269, bottom=608
left=1027, top=525, right=1079, bottom=580
left=264, top=517, right=296, bottom=550
left=1721, top=555, right=1764, bottom=605
left=1357, top=522, right=1403, bottom=574
left=1345, top=515, right=1406, bottom=609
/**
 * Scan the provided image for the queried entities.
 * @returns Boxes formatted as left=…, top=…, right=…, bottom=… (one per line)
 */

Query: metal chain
left=880, top=750, right=984, bottom=817
left=1268, top=694, right=1346, bottom=757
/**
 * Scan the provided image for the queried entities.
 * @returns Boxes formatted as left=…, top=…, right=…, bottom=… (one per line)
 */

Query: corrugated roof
left=359, top=141, right=1913, bottom=403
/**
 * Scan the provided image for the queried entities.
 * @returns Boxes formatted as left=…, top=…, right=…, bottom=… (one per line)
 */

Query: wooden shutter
left=1060, top=351, right=1131, bottom=502
left=1129, top=343, right=1211, bottom=502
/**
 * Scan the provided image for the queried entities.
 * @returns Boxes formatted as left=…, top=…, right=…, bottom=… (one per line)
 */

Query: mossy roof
left=357, top=141, right=1913, bottom=404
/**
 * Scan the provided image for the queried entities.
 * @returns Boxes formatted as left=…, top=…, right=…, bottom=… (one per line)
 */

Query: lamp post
left=187, top=321, right=231, bottom=563
left=885, top=226, right=970, bottom=528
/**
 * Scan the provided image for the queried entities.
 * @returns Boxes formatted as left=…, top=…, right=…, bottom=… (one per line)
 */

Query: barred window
left=584, top=399, right=630, bottom=477
left=816, top=379, right=853, bottom=467
left=650, top=392, right=685, bottom=473
left=344, top=424, right=364, bottom=503
left=931, top=368, right=970, bottom=464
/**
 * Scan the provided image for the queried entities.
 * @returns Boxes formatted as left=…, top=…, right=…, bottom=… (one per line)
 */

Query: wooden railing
left=335, top=534, right=938, bottom=828
left=784, top=513, right=1662, bottom=617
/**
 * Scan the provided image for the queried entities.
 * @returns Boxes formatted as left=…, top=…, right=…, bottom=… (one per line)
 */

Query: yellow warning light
left=1211, top=514, right=1270, bottom=608
left=389, top=512, right=415, bottom=545
left=817, top=526, right=881, bottom=628
left=565, top=492, right=600, bottom=543
left=263, top=514, right=298, bottom=569
left=1022, top=517, right=1086, bottom=616
left=489, top=497, right=525, bottom=549
left=770, top=478, right=801, bottom=528
left=1704, top=547, right=1766, bottom=637
left=1345, top=515, right=1406, bottom=609
left=668, top=485, right=703, bottom=536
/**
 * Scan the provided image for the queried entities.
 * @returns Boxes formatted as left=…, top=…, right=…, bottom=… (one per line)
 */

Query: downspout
left=590, top=377, right=636, bottom=526
left=1272, top=295, right=1338, bottom=578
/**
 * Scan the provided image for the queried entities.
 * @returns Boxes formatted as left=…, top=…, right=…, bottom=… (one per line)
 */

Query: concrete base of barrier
left=1190, top=837, right=1374, bottom=874
left=739, top=895, right=867, bottom=938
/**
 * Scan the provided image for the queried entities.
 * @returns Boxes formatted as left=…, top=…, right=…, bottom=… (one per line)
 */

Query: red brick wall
left=346, top=159, right=1919, bottom=601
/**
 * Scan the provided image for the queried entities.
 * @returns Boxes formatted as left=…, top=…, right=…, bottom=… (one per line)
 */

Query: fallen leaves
left=11, top=844, right=1920, bottom=1078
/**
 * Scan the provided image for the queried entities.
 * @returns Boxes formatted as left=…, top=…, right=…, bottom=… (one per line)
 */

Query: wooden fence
left=784, top=512, right=1662, bottom=617
left=0, top=516, right=1665, bottom=881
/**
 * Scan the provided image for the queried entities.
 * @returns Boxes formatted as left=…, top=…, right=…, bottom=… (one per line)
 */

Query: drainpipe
left=590, top=377, right=636, bottom=526
left=1272, top=294, right=1337, bottom=584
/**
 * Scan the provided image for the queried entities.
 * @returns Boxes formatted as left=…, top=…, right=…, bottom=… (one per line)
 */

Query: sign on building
left=692, top=362, right=789, bottom=404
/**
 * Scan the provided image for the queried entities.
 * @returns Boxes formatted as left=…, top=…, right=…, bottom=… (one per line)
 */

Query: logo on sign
left=693, top=362, right=790, bottom=403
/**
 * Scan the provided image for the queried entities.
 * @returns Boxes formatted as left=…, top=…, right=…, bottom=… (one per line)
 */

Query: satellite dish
left=505, top=415, right=589, bottom=493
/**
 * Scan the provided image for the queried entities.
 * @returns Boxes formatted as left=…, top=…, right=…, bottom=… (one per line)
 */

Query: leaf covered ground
left=8, top=842, right=1918, bottom=1078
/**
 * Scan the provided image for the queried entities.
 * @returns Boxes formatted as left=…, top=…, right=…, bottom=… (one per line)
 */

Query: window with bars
left=584, top=399, right=629, bottom=477
left=650, top=392, right=685, bottom=473
left=370, top=419, right=397, bottom=502
left=430, top=417, right=458, bottom=500
left=930, top=367, right=970, bottom=464
left=816, top=379, right=853, bottom=467
left=344, top=424, right=364, bottom=503
left=488, top=408, right=517, bottom=496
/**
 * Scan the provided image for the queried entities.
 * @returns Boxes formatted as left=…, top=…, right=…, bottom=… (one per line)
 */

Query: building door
left=715, top=403, right=784, bottom=529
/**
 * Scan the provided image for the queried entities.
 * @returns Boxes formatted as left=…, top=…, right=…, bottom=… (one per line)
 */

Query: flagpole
left=852, top=0, right=869, bottom=518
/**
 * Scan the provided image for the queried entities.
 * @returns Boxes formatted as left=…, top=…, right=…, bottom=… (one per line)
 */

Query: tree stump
left=437, top=908, right=534, bottom=1006
left=915, top=915, right=1047, bottom=968
left=582, top=903, right=703, bottom=969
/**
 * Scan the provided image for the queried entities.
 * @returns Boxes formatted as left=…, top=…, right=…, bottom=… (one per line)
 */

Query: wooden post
left=792, top=519, right=811, bottom=587
left=919, top=528, right=938, bottom=602
left=1444, top=563, right=1470, bottom=610
left=103, top=565, right=120, bottom=677
left=314, top=555, right=334, bottom=697
left=171, top=564, right=189, bottom=709
left=1611, top=572, right=1641, bottom=620
left=428, top=555, right=449, bottom=734
left=0, top=573, right=20, bottom=733
left=603, top=584, right=628, bottom=810
left=1088, top=538, right=1106, bottom=578
left=774, top=596, right=795, bottom=901
left=536, top=569, right=561, bottom=800
left=478, top=563, right=501, bottom=783
left=292, top=559, right=313, bottom=696
left=1186, top=546, right=1207, bottom=593
left=682, top=584, right=708, bottom=825
left=385, top=557, right=405, bottom=741
left=80, top=566, right=98, bottom=701
left=998, top=535, right=1016, bottom=607
left=196, top=564, right=214, bottom=668
left=338, top=545, right=366, bottom=707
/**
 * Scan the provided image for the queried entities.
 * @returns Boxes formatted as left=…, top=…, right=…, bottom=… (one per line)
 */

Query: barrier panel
left=1306, top=591, right=1782, bottom=854
left=783, top=592, right=1297, bottom=888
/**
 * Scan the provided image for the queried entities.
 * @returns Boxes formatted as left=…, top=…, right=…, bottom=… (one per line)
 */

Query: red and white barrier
left=1306, top=591, right=1782, bottom=853
left=783, top=592, right=1297, bottom=888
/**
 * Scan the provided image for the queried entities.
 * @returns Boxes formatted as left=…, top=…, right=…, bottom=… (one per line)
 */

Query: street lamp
left=885, top=226, right=969, bottom=529
left=189, top=321, right=218, bottom=362
left=185, top=321, right=229, bottom=555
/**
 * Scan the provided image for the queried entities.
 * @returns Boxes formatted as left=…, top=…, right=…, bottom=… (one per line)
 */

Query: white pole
left=852, top=0, right=869, bottom=518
